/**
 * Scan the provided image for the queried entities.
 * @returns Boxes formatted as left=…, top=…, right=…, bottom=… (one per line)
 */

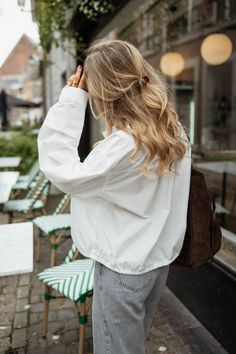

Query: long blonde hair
left=84, top=39, right=187, bottom=176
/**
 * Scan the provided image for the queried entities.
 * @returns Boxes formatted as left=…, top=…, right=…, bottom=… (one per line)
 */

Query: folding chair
left=37, top=244, right=94, bottom=354
left=4, top=175, right=50, bottom=223
left=33, top=194, right=71, bottom=266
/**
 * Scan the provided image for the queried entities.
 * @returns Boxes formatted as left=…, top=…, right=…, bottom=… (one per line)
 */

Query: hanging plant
left=35, top=0, right=115, bottom=55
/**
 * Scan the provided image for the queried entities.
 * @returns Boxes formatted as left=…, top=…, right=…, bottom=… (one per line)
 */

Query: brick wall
left=0, top=35, right=40, bottom=76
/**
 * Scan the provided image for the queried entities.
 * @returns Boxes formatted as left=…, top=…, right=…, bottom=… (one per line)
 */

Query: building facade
left=42, top=41, right=77, bottom=112
left=94, top=0, right=236, bottom=152
left=0, top=34, right=42, bottom=127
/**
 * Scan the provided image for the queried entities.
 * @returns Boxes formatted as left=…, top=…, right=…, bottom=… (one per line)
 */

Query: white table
left=0, top=171, right=19, bottom=205
left=0, top=222, right=33, bottom=276
left=0, top=157, right=21, bottom=169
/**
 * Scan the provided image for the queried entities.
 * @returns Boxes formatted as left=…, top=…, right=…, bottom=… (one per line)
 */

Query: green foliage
left=35, top=0, right=115, bottom=55
left=0, top=135, right=38, bottom=174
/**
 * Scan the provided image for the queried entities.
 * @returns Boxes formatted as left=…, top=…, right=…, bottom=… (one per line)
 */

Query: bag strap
left=212, top=197, right=216, bottom=213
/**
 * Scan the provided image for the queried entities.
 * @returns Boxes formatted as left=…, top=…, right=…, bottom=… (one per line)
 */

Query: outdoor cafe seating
left=4, top=176, right=50, bottom=223
left=11, top=160, right=40, bottom=196
left=33, top=193, right=71, bottom=266
left=37, top=243, right=94, bottom=354
left=0, top=155, right=93, bottom=354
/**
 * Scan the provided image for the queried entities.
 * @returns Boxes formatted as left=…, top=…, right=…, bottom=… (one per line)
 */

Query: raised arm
left=38, top=86, right=132, bottom=198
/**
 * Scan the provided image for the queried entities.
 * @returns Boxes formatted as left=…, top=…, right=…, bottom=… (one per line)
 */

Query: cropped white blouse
left=38, top=86, right=191, bottom=274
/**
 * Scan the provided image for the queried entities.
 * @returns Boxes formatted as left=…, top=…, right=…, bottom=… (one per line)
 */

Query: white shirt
left=38, top=86, right=191, bottom=274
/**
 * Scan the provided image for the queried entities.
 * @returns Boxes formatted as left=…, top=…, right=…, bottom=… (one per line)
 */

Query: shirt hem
left=76, top=246, right=181, bottom=275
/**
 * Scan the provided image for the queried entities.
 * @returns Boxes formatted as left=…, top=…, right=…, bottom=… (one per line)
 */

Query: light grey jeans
left=92, top=261, right=169, bottom=354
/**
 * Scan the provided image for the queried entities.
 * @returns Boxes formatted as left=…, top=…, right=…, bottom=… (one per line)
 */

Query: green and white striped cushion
left=25, top=172, right=44, bottom=198
left=4, top=178, right=50, bottom=213
left=64, top=243, right=77, bottom=264
left=38, top=259, right=94, bottom=301
left=12, top=180, right=30, bottom=191
left=13, top=161, right=39, bottom=189
left=17, top=175, right=31, bottom=183
left=4, top=199, right=45, bottom=213
left=18, top=161, right=39, bottom=182
left=12, top=176, right=40, bottom=191
left=33, top=213, right=71, bottom=234
left=33, top=193, right=70, bottom=234
left=54, top=194, right=70, bottom=214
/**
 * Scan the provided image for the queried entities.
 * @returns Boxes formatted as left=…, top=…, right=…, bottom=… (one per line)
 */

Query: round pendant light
left=160, top=52, right=185, bottom=77
left=200, top=33, right=233, bottom=65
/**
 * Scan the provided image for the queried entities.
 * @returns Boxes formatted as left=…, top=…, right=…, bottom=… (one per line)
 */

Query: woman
left=38, top=39, right=191, bottom=354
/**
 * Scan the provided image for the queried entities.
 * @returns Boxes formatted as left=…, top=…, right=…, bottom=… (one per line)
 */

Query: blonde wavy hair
left=84, top=39, right=187, bottom=176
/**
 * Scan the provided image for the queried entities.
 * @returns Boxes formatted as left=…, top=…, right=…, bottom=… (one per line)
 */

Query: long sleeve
left=38, top=86, right=133, bottom=198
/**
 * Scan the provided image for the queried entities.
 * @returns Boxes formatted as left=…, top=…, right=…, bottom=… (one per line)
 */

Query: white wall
left=44, top=42, right=76, bottom=111
left=43, top=41, right=76, bottom=194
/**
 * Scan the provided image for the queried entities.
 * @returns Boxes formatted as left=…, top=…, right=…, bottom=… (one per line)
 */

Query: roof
left=7, top=94, right=40, bottom=108
left=0, top=33, right=38, bottom=69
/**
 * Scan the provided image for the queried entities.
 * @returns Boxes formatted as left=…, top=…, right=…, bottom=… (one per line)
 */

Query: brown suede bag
left=173, top=167, right=222, bottom=268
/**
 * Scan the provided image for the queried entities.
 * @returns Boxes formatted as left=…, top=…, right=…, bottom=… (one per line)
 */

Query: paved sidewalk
left=0, top=201, right=228, bottom=354
left=0, top=260, right=228, bottom=353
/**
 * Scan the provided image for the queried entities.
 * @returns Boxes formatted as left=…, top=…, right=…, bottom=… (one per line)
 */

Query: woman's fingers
left=78, top=73, right=87, bottom=92
left=71, top=65, right=82, bottom=87
left=67, top=74, right=75, bottom=86
left=76, top=65, right=82, bottom=75
left=66, top=65, right=87, bottom=92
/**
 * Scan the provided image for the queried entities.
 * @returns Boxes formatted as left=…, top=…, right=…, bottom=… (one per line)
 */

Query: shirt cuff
left=42, top=86, right=88, bottom=141
left=59, top=86, right=89, bottom=106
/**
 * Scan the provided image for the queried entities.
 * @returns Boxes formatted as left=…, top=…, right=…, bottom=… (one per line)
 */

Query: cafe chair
left=37, top=243, right=94, bottom=354
left=11, top=160, right=40, bottom=196
left=4, top=175, right=50, bottom=223
left=33, top=194, right=71, bottom=266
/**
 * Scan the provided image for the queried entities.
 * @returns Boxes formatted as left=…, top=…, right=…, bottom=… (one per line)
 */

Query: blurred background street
left=0, top=0, right=236, bottom=353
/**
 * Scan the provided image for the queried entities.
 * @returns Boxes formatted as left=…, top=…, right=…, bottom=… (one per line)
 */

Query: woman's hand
left=67, top=65, right=88, bottom=92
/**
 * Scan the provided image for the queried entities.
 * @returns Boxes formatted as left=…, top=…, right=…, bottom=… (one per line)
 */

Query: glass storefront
left=118, top=0, right=236, bottom=274
left=202, top=61, right=234, bottom=150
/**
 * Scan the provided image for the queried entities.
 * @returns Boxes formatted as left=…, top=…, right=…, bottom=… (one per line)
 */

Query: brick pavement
left=0, top=197, right=228, bottom=354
